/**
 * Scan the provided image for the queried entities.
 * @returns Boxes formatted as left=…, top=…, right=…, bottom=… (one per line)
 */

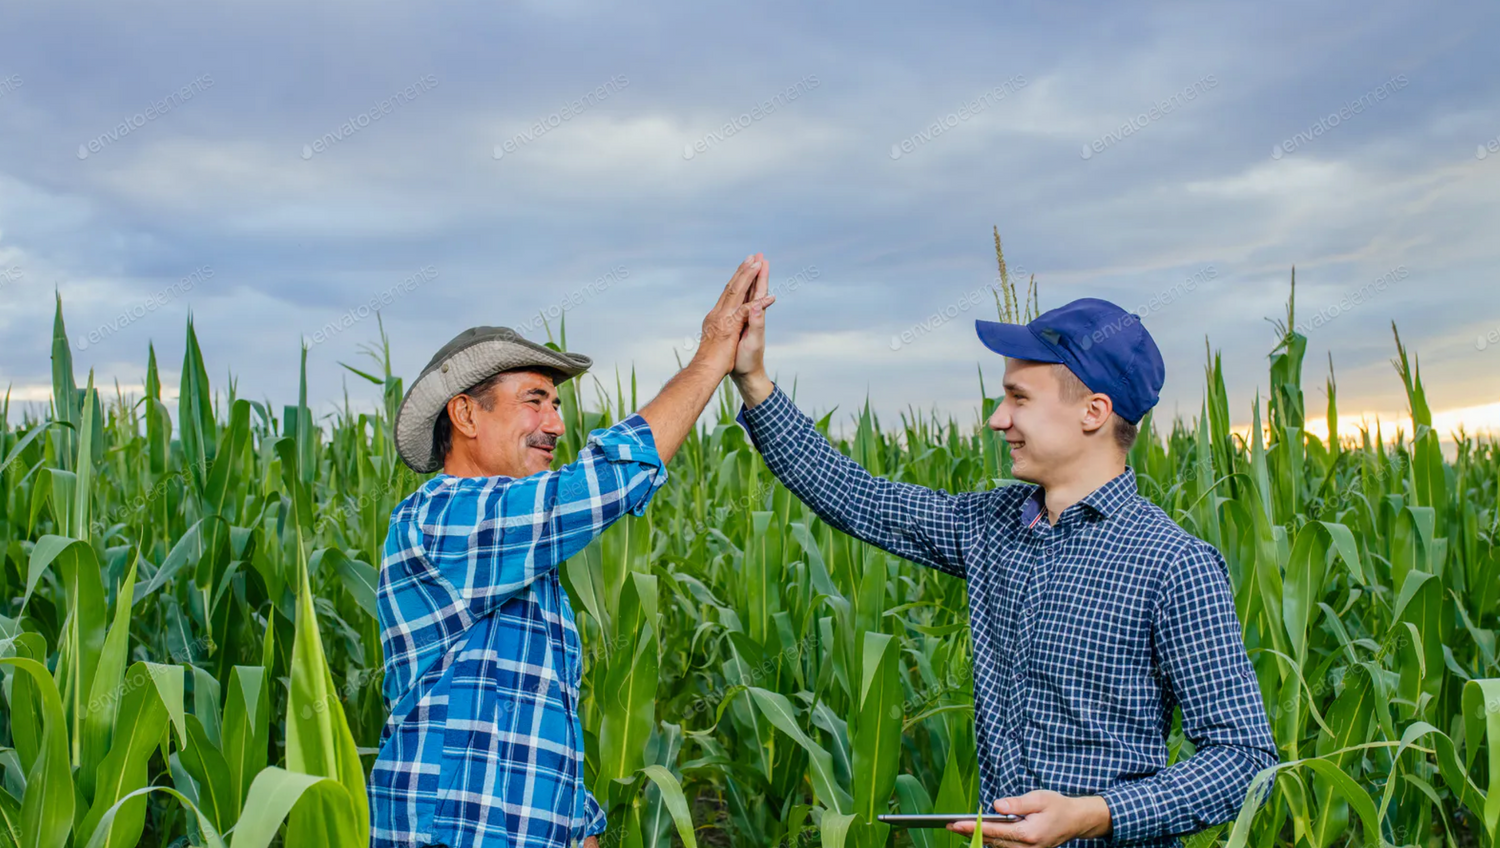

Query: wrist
left=1073, top=795, right=1112, bottom=840
left=689, top=347, right=732, bottom=378
left=731, top=369, right=773, bottom=408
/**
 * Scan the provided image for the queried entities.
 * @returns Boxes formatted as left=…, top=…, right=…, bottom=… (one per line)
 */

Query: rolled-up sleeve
left=1101, top=541, right=1278, bottom=843
left=582, top=786, right=608, bottom=837
left=737, top=384, right=973, bottom=578
left=420, top=413, right=668, bottom=620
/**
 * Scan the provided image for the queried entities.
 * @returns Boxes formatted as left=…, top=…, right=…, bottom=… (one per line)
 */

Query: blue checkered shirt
left=370, top=414, right=668, bottom=848
left=737, top=385, right=1276, bottom=847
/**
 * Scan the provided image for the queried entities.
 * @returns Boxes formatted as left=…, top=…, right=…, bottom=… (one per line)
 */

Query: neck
left=1038, top=454, right=1127, bottom=525
left=442, top=447, right=518, bottom=479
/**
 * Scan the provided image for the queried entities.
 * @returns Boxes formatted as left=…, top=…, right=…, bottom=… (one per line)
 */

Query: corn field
left=0, top=274, right=1497, bottom=848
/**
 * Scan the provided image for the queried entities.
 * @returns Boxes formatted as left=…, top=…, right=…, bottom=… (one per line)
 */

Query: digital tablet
left=876, top=813, right=1024, bottom=827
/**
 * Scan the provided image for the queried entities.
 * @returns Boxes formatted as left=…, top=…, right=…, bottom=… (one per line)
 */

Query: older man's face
left=455, top=370, right=566, bottom=478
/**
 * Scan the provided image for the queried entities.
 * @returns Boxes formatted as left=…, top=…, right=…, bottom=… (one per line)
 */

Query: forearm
left=736, top=382, right=967, bottom=575
left=638, top=355, right=725, bottom=464
left=1102, top=743, right=1275, bottom=841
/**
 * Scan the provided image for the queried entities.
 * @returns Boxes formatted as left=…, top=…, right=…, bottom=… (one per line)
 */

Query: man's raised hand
left=694, top=253, right=775, bottom=377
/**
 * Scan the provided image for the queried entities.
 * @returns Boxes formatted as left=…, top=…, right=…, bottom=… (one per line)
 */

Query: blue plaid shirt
left=370, top=414, right=668, bottom=848
left=737, top=385, right=1276, bottom=847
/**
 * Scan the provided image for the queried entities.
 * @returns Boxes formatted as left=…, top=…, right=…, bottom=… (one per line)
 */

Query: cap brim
left=974, top=320, right=1063, bottom=363
left=394, top=340, right=591, bottom=474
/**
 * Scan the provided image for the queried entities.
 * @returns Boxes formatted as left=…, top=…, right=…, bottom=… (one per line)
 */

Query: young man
left=370, top=255, right=775, bottom=848
left=730, top=288, right=1276, bottom=848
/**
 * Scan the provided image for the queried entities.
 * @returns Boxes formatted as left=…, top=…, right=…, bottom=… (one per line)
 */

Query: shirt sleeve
left=419, top=413, right=669, bottom=620
left=582, top=787, right=608, bottom=837
left=1101, top=540, right=1279, bottom=843
left=736, top=383, right=972, bottom=578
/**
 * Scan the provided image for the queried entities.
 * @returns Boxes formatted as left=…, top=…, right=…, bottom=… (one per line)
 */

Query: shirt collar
left=1016, top=466, right=1138, bottom=528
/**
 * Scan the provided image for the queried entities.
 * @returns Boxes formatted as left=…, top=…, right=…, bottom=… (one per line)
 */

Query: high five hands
left=693, top=253, right=775, bottom=378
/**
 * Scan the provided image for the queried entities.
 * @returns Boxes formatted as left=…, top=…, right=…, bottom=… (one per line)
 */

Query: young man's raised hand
left=730, top=253, right=775, bottom=408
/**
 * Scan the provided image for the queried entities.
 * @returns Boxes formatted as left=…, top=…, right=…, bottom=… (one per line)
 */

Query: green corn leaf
left=1462, top=679, right=1500, bottom=840
left=76, top=662, right=171, bottom=848
left=81, top=786, right=224, bottom=848
left=80, top=555, right=139, bottom=800
left=179, top=715, right=235, bottom=832
left=0, top=658, right=72, bottom=848
left=637, top=764, right=697, bottom=848
left=283, top=484, right=369, bottom=846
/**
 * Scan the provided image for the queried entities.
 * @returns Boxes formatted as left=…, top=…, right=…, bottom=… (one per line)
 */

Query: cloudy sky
left=2, top=0, right=1499, bottom=444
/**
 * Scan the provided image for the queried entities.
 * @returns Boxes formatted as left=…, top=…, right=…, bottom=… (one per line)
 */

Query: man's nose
left=541, top=406, right=566, bottom=436
left=987, top=404, right=1010, bottom=431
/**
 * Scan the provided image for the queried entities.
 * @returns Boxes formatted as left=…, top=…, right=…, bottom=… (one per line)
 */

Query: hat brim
left=394, top=338, right=591, bottom=473
left=974, top=319, right=1064, bottom=363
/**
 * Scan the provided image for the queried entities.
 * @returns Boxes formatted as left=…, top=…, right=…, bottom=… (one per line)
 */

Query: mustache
left=527, top=434, right=559, bottom=449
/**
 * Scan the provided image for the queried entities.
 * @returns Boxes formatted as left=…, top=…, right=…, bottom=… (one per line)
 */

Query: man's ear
left=448, top=395, right=480, bottom=439
left=1080, top=394, right=1113, bottom=435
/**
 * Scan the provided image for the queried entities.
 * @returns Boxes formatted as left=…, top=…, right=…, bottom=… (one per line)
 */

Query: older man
left=730, top=289, right=1276, bottom=847
left=369, top=255, right=775, bottom=848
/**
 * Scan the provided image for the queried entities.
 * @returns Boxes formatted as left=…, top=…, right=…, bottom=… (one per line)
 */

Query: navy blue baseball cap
left=974, top=298, right=1165, bottom=424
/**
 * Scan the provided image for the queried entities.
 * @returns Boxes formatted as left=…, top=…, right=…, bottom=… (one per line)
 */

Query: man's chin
left=526, top=449, right=556, bottom=474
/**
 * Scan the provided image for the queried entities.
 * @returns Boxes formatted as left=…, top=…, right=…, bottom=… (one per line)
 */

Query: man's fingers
left=995, top=792, right=1049, bottom=815
left=725, top=252, right=763, bottom=307
left=749, top=255, right=770, bottom=303
left=714, top=258, right=762, bottom=313
left=715, top=255, right=759, bottom=310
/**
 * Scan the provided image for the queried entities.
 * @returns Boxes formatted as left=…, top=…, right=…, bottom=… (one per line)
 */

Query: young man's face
left=985, top=359, right=1095, bottom=484
left=449, top=370, right=566, bottom=478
